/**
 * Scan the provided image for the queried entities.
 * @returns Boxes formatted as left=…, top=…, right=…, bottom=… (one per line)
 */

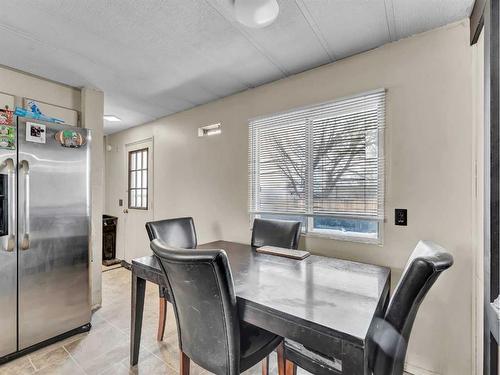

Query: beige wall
left=0, top=65, right=81, bottom=111
left=106, top=21, right=477, bottom=374
left=0, top=66, right=104, bottom=308
left=81, top=88, right=105, bottom=309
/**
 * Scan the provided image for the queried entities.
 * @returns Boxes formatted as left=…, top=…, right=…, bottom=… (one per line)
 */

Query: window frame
left=249, top=90, right=385, bottom=244
left=128, top=147, right=149, bottom=210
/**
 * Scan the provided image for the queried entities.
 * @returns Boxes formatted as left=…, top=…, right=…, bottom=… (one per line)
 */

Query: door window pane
left=136, top=191, right=142, bottom=208
left=131, top=153, right=136, bottom=170
left=136, top=152, right=142, bottom=170
left=136, top=172, right=142, bottom=189
left=130, top=171, right=136, bottom=188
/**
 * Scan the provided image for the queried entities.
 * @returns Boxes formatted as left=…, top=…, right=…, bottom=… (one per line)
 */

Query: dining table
left=130, top=240, right=391, bottom=375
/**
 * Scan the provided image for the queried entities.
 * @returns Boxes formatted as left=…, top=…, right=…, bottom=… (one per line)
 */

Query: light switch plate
left=395, top=209, right=407, bottom=226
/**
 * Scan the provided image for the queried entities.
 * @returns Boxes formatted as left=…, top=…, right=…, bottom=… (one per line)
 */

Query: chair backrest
left=145, top=217, right=197, bottom=249
left=368, top=240, right=453, bottom=375
left=251, top=218, right=301, bottom=249
left=150, top=239, right=241, bottom=375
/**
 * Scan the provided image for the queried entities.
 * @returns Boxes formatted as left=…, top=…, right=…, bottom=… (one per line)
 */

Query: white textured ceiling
left=0, top=0, right=473, bottom=134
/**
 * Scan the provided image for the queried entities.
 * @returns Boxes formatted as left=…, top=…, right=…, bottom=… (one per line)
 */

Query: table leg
left=180, top=350, right=190, bottom=375
left=157, top=297, right=167, bottom=341
left=261, top=355, right=269, bottom=375
left=130, top=272, right=146, bottom=366
left=285, top=360, right=296, bottom=375
left=276, top=341, right=285, bottom=375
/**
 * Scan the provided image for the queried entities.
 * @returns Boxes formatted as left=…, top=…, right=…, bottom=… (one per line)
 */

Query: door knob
left=123, top=209, right=128, bottom=214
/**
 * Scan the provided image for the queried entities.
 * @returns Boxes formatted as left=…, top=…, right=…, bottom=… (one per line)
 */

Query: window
left=128, top=148, right=149, bottom=209
left=249, top=90, right=385, bottom=243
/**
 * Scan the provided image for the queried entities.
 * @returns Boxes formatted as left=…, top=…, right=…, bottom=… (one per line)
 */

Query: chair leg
left=180, top=351, right=190, bottom=375
left=285, top=360, right=297, bottom=375
left=276, top=341, right=285, bottom=375
left=262, top=356, right=269, bottom=375
left=157, top=297, right=167, bottom=341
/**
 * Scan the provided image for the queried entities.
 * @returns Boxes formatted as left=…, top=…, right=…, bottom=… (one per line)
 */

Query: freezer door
left=18, top=120, right=90, bottom=349
left=0, top=144, right=17, bottom=357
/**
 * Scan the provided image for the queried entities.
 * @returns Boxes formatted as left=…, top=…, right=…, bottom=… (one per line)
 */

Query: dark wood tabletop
left=130, top=240, right=391, bottom=374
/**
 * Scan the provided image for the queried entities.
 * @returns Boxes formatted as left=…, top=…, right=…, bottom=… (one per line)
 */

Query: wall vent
left=198, top=123, right=221, bottom=137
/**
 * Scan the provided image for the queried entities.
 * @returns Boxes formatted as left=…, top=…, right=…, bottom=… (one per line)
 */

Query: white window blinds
left=249, top=89, right=385, bottom=223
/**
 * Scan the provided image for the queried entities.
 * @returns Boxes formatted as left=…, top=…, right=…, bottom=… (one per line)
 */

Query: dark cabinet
left=102, top=215, right=118, bottom=265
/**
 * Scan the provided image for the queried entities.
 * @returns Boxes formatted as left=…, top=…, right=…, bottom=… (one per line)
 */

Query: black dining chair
left=150, top=239, right=285, bottom=375
left=283, top=240, right=454, bottom=375
left=251, top=218, right=301, bottom=249
left=145, top=217, right=197, bottom=341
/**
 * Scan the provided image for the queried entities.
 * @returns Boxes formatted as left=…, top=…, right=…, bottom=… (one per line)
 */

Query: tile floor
left=0, top=267, right=411, bottom=375
left=0, top=267, right=280, bottom=375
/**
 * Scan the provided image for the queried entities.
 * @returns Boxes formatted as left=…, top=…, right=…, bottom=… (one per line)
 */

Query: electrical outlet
left=395, top=209, right=407, bottom=226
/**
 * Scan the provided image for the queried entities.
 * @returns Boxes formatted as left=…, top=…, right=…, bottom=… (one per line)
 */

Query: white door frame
left=122, top=137, right=154, bottom=262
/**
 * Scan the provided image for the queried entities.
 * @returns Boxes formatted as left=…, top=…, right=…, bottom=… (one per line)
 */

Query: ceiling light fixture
left=103, top=115, right=121, bottom=122
left=234, top=0, right=279, bottom=29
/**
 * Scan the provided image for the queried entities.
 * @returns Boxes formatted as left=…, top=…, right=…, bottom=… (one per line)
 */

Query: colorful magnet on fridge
left=0, top=110, right=13, bottom=126
left=55, top=130, right=86, bottom=148
left=0, top=125, right=15, bottom=150
left=26, top=122, right=46, bottom=144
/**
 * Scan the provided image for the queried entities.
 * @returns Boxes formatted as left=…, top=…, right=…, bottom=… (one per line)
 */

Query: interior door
left=0, top=139, right=17, bottom=357
left=18, top=119, right=90, bottom=349
left=123, top=139, right=153, bottom=263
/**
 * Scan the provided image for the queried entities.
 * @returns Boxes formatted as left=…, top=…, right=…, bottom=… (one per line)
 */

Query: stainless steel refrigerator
left=0, top=116, right=91, bottom=361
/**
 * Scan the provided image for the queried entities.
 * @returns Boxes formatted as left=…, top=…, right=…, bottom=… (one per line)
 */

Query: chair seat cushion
left=239, top=321, right=281, bottom=372
left=284, top=339, right=342, bottom=375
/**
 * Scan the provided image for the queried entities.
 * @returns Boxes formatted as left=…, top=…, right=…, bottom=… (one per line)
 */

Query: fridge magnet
left=0, top=110, right=13, bottom=126
left=26, top=122, right=46, bottom=144
left=0, top=125, right=16, bottom=150
left=55, top=130, right=86, bottom=148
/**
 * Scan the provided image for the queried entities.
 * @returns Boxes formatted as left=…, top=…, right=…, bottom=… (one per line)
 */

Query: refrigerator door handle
left=0, top=158, right=15, bottom=252
left=20, top=160, right=30, bottom=251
